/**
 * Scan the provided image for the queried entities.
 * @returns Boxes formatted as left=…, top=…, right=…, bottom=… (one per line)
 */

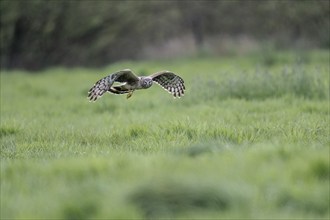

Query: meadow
left=1, top=50, right=329, bottom=219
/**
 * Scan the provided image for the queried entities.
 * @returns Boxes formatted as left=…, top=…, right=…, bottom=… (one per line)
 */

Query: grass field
left=1, top=50, right=329, bottom=219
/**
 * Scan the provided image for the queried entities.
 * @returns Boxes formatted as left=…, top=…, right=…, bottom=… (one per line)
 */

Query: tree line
left=1, top=0, right=329, bottom=70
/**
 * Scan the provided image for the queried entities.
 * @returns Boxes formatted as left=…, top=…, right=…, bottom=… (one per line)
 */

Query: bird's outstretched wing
left=88, top=69, right=139, bottom=101
left=150, top=71, right=185, bottom=98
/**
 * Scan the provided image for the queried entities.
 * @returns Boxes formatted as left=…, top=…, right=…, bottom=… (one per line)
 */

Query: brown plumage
left=87, top=69, right=185, bottom=101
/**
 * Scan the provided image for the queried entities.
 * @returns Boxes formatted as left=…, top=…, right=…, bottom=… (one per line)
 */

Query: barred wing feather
left=150, top=71, right=185, bottom=98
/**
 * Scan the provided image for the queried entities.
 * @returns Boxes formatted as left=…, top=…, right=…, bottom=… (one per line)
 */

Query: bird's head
left=141, top=77, right=153, bottom=89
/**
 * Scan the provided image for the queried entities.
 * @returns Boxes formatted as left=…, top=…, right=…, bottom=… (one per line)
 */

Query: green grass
left=1, top=50, right=329, bottom=219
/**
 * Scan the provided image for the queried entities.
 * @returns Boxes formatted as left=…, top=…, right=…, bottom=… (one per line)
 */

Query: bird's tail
left=108, top=86, right=130, bottom=95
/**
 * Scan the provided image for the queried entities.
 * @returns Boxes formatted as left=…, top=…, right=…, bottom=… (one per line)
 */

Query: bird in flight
left=88, top=69, right=185, bottom=101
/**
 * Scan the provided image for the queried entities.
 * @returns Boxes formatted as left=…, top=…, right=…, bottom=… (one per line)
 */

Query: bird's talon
left=127, top=91, right=134, bottom=99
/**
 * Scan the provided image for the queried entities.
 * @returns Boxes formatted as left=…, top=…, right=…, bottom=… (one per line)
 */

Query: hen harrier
left=88, top=69, right=185, bottom=101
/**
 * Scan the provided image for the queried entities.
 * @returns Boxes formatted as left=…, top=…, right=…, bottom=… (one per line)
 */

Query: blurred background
left=1, top=0, right=329, bottom=71
left=1, top=1, right=329, bottom=219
